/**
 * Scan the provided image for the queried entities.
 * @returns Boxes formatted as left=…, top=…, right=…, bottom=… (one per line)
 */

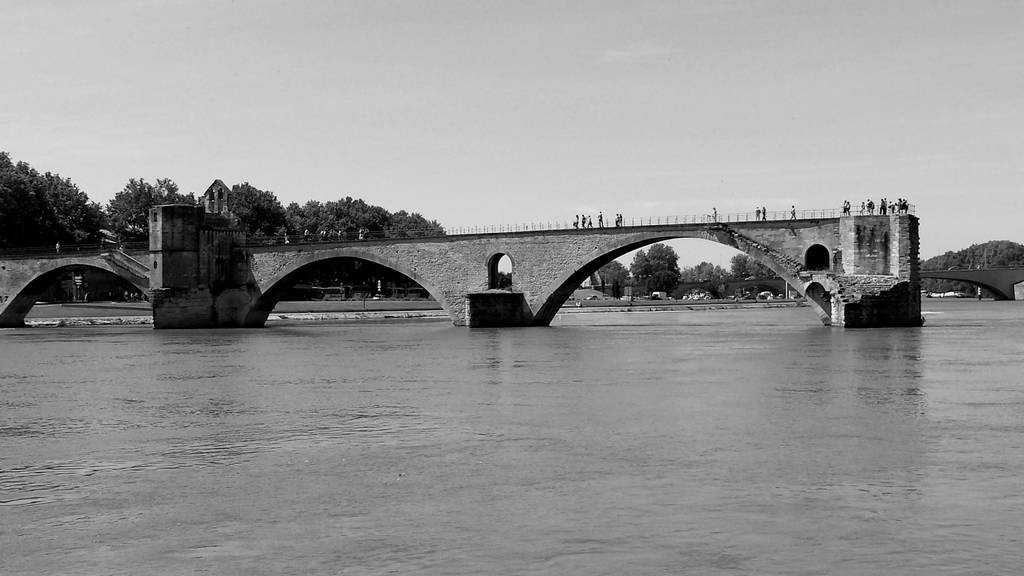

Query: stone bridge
left=920, top=268, right=1024, bottom=300
left=0, top=249, right=150, bottom=326
left=0, top=202, right=923, bottom=329
left=144, top=201, right=921, bottom=329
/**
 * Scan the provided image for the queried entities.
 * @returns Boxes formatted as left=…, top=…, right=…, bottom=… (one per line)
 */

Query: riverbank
left=22, top=299, right=806, bottom=326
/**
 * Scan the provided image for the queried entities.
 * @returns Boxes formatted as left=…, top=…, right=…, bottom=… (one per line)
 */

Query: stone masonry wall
left=248, top=219, right=847, bottom=327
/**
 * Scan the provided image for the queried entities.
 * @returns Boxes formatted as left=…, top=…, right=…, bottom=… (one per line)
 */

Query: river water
left=2, top=301, right=1023, bottom=575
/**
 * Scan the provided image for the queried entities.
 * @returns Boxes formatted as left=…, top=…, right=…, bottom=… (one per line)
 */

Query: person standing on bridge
left=755, top=207, right=761, bottom=221
left=598, top=212, right=604, bottom=228
left=761, top=206, right=767, bottom=221
left=790, top=206, right=796, bottom=219
left=55, top=242, right=61, bottom=253
left=588, top=216, right=593, bottom=229
left=712, top=207, right=718, bottom=222
left=573, top=215, right=579, bottom=229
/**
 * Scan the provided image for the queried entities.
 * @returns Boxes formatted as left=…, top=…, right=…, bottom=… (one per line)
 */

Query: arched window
left=488, top=253, right=513, bottom=289
left=805, top=244, right=831, bottom=271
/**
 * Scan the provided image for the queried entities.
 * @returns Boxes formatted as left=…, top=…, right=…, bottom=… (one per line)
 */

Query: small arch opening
left=805, top=244, right=831, bottom=271
left=804, top=281, right=832, bottom=322
left=488, top=253, right=513, bottom=289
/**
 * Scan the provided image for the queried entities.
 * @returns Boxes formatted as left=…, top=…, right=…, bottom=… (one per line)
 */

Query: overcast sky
left=3, top=0, right=1022, bottom=263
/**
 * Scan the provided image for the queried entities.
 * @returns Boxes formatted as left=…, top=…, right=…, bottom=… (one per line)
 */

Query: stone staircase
left=101, top=249, right=150, bottom=281
left=710, top=224, right=805, bottom=276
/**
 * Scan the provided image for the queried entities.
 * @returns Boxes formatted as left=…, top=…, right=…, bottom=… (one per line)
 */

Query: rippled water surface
left=2, top=301, right=1023, bottom=575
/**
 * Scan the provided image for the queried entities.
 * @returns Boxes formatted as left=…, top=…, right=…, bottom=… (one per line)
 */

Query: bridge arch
left=919, top=269, right=1022, bottom=301
left=803, top=282, right=832, bottom=324
left=0, top=259, right=150, bottom=327
left=526, top=230, right=830, bottom=326
left=244, top=247, right=451, bottom=326
left=935, top=278, right=1006, bottom=300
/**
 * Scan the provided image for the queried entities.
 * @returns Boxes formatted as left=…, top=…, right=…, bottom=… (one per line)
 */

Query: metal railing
left=443, top=204, right=915, bottom=236
left=0, top=241, right=148, bottom=259
left=0, top=205, right=916, bottom=258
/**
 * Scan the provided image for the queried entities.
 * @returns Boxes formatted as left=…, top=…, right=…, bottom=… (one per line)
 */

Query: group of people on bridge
left=843, top=198, right=911, bottom=216
left=294, top=227, right=371, bottom=244
left=573, top=212, right=624, bottom=229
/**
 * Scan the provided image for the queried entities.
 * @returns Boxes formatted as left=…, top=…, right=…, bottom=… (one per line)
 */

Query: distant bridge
left=920, top=267, right=1024, bottom=300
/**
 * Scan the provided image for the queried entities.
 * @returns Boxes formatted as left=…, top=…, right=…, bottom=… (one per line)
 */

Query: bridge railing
left=0, top=241, right=149, bottom=259
left=444, top=204, right=915, bottom=236
left=1, top=204, right=917, bottom=256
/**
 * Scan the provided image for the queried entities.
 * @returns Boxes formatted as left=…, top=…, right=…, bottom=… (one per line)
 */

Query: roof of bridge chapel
left=204, top=179, right=230, bottom=198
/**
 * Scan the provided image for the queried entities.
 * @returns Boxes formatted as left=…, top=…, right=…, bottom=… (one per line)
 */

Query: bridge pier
left=465, top=291, right=533, bottom=327
left=827, top=214, right=923, bottom=327
left=149, top=203, right=261, bottom=329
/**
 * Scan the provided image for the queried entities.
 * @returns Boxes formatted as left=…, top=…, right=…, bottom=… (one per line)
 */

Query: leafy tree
left=106, top=178, right=194, bottom=240
left=42, top=172, right=106, bottom=244
left=597, top=260, right=629, bottom=298
left=630, top=244, right=681, bottom=293
left=282, top=197, right=445, bottom=240
left=389, top=210, right=445, bottom=238
left=284, top=201, right=316, bottom=237
left=229, top=182, right=286, bottom=237
left=679, top=261, right=729, bottom=284
left=0, top=151, right=105, bottom=248
left=728, top=253, right=778, bottom=279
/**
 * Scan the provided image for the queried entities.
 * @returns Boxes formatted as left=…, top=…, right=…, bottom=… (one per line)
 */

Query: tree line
left=0, top=151, right=444, bottom=248
left=595, top=244, right=779, bottom=299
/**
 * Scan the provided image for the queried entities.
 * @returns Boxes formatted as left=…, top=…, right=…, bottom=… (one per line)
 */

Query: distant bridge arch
left=919, top=268, right=1024, bottom=300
